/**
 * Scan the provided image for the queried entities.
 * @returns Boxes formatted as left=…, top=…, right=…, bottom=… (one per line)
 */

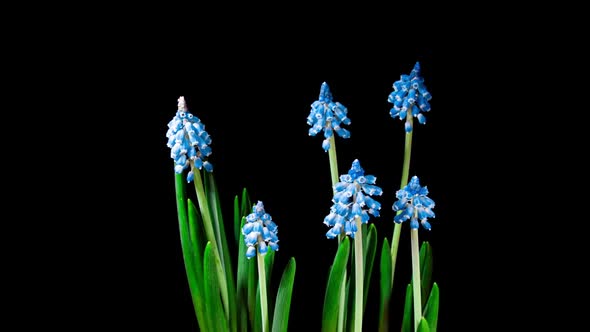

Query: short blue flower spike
left=166, top=97, right=214, bottom=182
left=307, top=82, right=351, bottom=152
left=324, top=159, right=382, bottom=239
left=392, top=176, right=435, bottom=230
left=242, top=201, right=279, bottom=259
left=387, top=62, right=432, bottom=133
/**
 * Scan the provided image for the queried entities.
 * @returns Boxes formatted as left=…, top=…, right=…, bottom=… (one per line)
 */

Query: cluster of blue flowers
left=392, top=176, right=436, bottom=230
left=387, top=62, right=432, bottom=133
left=242, top=201, right=279, bottom=259
left=307, top=82, right=351, bottom=151
left=324, top=159, right=383, bottom=239
left=166, top=96, right=213, bottom=182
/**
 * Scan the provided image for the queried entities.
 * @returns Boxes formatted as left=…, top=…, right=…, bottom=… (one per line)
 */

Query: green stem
left=328, top=135, right=346, bottom=331
left=391, top=114, right=414, bottom=284
left=328, top=135, right=340, bottom=188
left=191, top=163, right=230, bottom=321
left=258, top=251, right=269, bottom=332
left=354, top=216, right=364, bottom=332
left=328, top=135, right=344, bottom=246
left=411, top=229, right=422, bottom=331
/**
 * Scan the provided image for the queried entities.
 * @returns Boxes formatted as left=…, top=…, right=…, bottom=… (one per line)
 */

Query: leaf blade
left=379, top=238, right=392, bottom=332
left=322, top=237, right=350, bottom=332
left=424, top=282, right=439, bottom=332
left=272, top=258, right=296, bottom=332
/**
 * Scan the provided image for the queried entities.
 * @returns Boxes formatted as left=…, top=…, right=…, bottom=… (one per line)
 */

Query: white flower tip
left=178, top=96, right=187, bottom=110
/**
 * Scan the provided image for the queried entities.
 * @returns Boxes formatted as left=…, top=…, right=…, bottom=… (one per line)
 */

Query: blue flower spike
left=307, top=82, right=351, bottom=151
left=387, top=62, right=432, bottom=133
left=324, top=159, right=382, bottom=239
left=166, top=96, right=214, bottom=182
left=242, top=201, right=279, bottom=259
left=392, top=176, right=435, bottom=230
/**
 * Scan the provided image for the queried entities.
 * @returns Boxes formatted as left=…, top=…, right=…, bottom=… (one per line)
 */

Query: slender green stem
left=354, top=216, right=364, bottom=332
left=328, top=135, right=344, bottom=246
left=391, top=114, right=414, bottom=284
left=257, top=251, right=269, bottom=332
left=328, top=135, right=340, bottom=188
left=328, top=135, right=347, bottom=331
left=410, top=229, right=422, bottom=331
left=191, top=163, right=230, bottom=321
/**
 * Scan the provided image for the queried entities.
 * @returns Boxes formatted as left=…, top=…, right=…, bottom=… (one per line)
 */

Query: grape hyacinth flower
left=387, top=62, right=432, bottom=132
left=307, top=82, right=351, bottom=151
left=243, top=201, right=279, bottom=259
left=166, top=96, right=213, bottom=182
left=393, top=176, right=436, bottom=230
left=324, top=159, right=382, bottom=239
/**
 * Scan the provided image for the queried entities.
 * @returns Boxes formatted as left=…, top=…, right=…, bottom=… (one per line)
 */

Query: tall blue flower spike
left=387, top=62, right=432, bottom=133
left=242, top=201, right=279, bottom=259
left=324, top=159, right=382, bottom=239
left=392, top=176, right=436, bottom=230
left=307, top=82, right=351, bottom=152
left=166, top=96, right=214, bottom=182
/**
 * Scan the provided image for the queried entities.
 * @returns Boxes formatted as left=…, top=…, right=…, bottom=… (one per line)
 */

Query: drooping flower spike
left=307, top=82, right=351, bottom=151
left=387, top=62, right=432, bottom=132
left=392, top=176, right=436, bottom=230
left=324, top=159, right=382, bottom=239
left=242, top=201, right=279, bottom=259
left=166, top=96, right=213, bottom=182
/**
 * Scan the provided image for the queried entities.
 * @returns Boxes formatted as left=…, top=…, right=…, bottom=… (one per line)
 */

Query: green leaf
left=241, top=187, right=251, bottom=218
left=234, top=195, right=240, bottom=245
left=322, top=237, right=350, bottom=332
left=255, top=281, right=262, bottom=332
left=187, top=200, right=205, bottom=286
left=417, top=317, right=431, bottom=332
left=378, top=238, right=392, bottom=332
left=344, top=277, right=352, bottom=332
left=424, top=283, right=439, bottom=332
left=204, top=242, right=229, bottom=332
left=363, top=224, right=377, bottom=314
left=204, top=172, right=236, bottom=332
left=419, top=242, right=433, bottom=307
left=175, top=174, right=209, bottom=332
left=401, top=284, right=413, bottom=332
left=272, top=258, right=296, bottom=332
left=236, top=217, right=252, bottom=331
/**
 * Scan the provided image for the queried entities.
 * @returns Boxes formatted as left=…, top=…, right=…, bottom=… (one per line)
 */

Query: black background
left=114, top=42, right=477, bottom=331
left=56, top=15, right=522, bottom=331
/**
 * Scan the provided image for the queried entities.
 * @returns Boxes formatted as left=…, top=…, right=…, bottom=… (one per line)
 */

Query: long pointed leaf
left=234, top=195, right=240, bottom=244
left=417, top=317, right=430, bottom=332
left=420, top=242, right=433, bottom=307
left=255, top=282, right=262, bottom=332
left=322, top=237, right=350, bottom=332
left=204, top=242, right=229, bottom=332
left=272, top=258, right=296, bottom=332
left=424, top=283, right=439, bottom=332
left=237, top=217, right=251, bottom=331
left=379, top=238, right=392, bottom=332
left=363, top=224, right=377, bottom=314
left=401, top=284, right=413, bottom=332
left=204, top=172, right=236, bottom=332
left=175, top=174, right=208, bottom=331
left=187, top=200, right=205, bottom=286
left=241, top=188, right=251, bottom=218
